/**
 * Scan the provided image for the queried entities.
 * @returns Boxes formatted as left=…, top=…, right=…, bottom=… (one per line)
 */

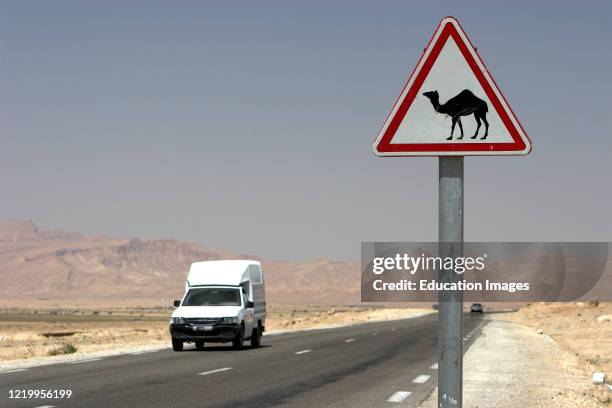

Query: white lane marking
left=34, top=406, right=55, bottom=408
left=69, top=358, right=103, bottom=364
left=430, top=363, right=438, bottom=369
left=390, top=328, right=396, bottom=332
left=372, top=332, right=378, bottom=336
left=387, top=391, right=412, bottom=402
left=463, top=337, right=468, bottom=341
left=130, top=350, right=158, bottom=355
left=198, top=367, right=233, bottom=376
left=294, top=349, right=312, bottom=355
left=412, top=374, right=431, bottom=384
left=345, top=338, right=355, bottom=343
left=1, top=368, right=27, bottom=374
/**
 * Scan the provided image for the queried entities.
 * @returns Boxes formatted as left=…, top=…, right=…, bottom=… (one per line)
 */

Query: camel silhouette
left=422, top=90, right=489, bottom=140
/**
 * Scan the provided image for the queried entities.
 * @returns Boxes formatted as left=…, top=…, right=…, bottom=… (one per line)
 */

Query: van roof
left=187, top=260, right=260, bottom=287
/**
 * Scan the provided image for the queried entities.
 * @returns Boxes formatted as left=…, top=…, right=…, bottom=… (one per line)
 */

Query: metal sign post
left=438, top=156, right=464, bottom=408
left=372, top=16, right=531, bottom=408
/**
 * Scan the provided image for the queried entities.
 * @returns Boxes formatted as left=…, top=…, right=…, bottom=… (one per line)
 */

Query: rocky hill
left=0, top=220, right=359, bottom=305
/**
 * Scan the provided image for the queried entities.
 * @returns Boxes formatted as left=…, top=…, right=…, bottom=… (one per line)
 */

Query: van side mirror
left=173, top=300, right=181, bottom=307
left=247, top=301, right=254, bottom=308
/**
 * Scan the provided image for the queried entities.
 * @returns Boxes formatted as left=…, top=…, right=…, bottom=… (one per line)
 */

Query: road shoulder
left=420, top=316, right=605, bottom=407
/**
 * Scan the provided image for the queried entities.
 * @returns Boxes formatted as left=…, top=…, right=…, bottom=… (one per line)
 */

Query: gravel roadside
left=420, top=316, right=608, bottom=407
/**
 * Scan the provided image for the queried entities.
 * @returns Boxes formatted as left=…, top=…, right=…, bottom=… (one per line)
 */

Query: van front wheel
left=172, top=338, right=183, bottom=352
left=232, top=324, right=244, bottom=350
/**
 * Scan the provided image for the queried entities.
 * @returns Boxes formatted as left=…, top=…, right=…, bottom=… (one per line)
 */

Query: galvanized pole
left=438, top=156, right=464, bottom=408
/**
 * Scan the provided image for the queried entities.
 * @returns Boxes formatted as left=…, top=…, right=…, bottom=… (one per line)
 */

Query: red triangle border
left=374, top=17, right=531, bottom=156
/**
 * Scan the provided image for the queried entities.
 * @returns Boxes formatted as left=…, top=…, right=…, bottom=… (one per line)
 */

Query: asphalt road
left=1, top=313, right=485, bottom=408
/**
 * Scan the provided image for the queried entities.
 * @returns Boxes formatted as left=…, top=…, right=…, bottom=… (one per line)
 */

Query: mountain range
left=0, top=220, right=360, bottom=305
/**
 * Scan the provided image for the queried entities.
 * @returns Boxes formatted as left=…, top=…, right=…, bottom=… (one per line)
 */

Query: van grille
left=184, top=318, right=220, bottom=325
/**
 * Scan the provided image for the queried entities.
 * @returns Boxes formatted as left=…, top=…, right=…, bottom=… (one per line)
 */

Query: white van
left=170, top=260, right=266, bottom=351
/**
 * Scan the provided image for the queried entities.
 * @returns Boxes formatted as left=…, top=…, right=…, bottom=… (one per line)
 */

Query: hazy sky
left=1, top=1, right=611, bottom=260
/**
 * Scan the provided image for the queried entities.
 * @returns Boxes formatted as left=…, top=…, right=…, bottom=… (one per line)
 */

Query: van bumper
left=169, top=323, right=240, bottom=343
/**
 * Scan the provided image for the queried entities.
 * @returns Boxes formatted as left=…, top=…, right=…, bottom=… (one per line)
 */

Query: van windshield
left=182, top=288, right=241, bottom=307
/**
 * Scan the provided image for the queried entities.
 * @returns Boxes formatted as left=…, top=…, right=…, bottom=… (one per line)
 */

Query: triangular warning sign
left=373, top=17, right=531, bottom=156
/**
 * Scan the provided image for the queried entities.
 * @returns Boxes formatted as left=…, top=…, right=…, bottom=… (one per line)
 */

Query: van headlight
left=171, top=317, right=185, bottom=324
left=221, top=317, right=238, bottom=324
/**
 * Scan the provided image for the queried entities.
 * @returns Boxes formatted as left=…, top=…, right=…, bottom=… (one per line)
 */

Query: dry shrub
left=48, top=343, right=77, bottom=356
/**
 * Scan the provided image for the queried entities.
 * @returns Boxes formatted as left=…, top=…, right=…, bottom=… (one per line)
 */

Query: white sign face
left=373, top=17, right=531, bottom=156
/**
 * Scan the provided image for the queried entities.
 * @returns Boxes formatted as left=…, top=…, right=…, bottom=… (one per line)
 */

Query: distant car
left=470, top=303, right=483, bottom=314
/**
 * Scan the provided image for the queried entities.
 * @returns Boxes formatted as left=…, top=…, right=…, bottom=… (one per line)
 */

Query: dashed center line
left=390, top=328, right=396, bottom=331
left=372, top=332, right=378, bottom=336
left=198, top=367, right=233, bottom=376
left=345, top=338, right=355, bottom=343
left=412, top=374, right=431, bottom=384
left=34, top=405, right=55, bottom=408
left=387, top=391, right=412, bottom=403
left=294, top=349, right=312, bottom=355
left=430, top=363, right=438, bottom=369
